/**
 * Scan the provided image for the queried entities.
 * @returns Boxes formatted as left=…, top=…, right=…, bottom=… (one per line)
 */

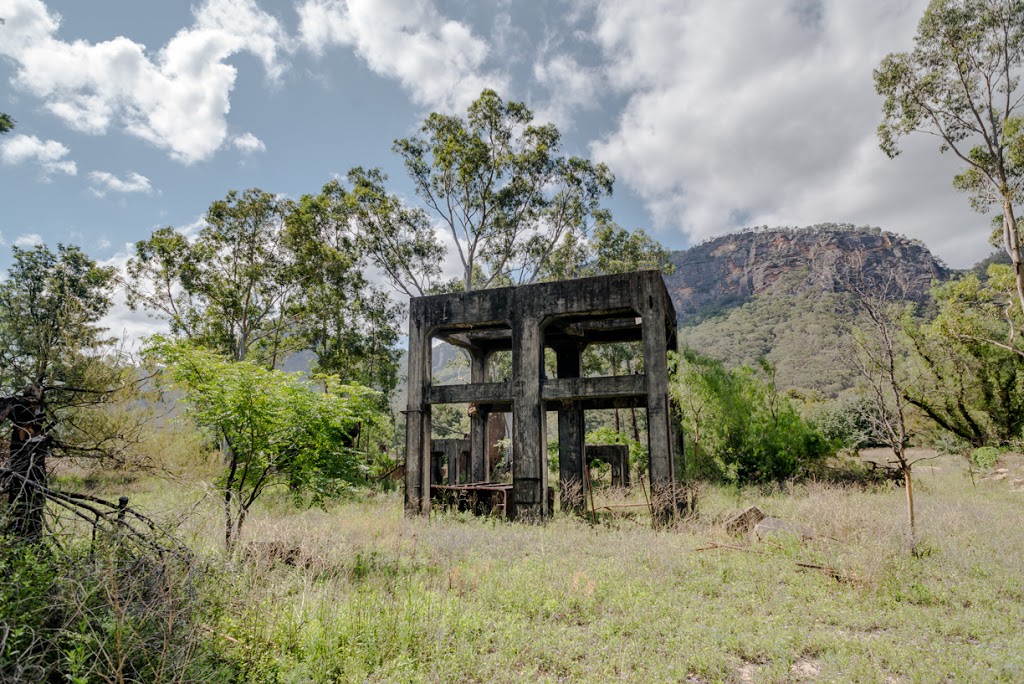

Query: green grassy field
left=57, top=452, right=1024, bottom=683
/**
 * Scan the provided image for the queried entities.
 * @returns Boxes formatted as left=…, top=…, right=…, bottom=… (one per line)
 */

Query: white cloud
left=297, top=0, right=506, bottom=112
left=232, top=132, right=266, bottom=154
left=0, top=133, right=77, bottom=175
left=14, top=233, right=43, bottom=248
left=0, top=0, right=289, bottom=164
left=97, top=249, right=171, bottom=348
left=585, top=0, right=993, bottom=267
left=88, top=170, right=152, bottom=197
left=532, top=53, right=601, bottom=126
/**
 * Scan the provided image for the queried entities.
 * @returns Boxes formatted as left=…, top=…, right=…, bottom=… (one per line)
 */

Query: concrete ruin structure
left=430, top=438, right=470, bottom=485
left=585, top=444, right=631, bottom=488
left=403, top=270, right=682, bottom=523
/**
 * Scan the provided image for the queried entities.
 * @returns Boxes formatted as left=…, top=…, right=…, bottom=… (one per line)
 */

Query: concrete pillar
left=403, top=313, right=431, bottom=516
left=641, top=283, right=675, bottom=524
left=431, top=451, right=443, bottom=485
left=555, top=344, right=586, bottom=514
left=469, top=348, right=489, bottom=482
left=447, top=440, right=458, bottom=485
left=511, top=315, right=547, bottom=520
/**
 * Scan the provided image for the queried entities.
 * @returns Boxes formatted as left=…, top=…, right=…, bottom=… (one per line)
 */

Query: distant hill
left=664, top=224, right=951, bottom=323
left=668, top=224, right=956, bottom=397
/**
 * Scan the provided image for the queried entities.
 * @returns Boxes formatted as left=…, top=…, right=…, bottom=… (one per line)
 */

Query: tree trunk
left=630, top=407, right=641, bottom=444
left=1002, top=204, right=1024, bottom=319
left=903, top=466, right=915, bottom=544
left=224, top=490, right=234, bottom=551
left=5, top=386, right=47, bottom=541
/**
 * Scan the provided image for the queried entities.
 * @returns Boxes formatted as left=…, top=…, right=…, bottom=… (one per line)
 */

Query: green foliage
left=672, top=350, right=832, bottom=484
left=543, top=215, right=674, bottom=282
left=586, top=425, right=648, bottom=473
left=127, top=190, right=298, bottom=364
left=152, top=341, right=384, bottom=547
left=0, top=537, right=218, bottom=683
left=128, top=187, right=403, bottom=401
left=284, top=178, right=403, bottom=395
left=811, top=394, right=878, bottom=450
left=0, top=243, right=116, bottom=390
left=591, top=221, right=675, bottom=277
left=680, top=282, right=859, bottom=397
left=874, top=0, right=1024, bottom=316
left=0, top=244, right=130, bottom=538
left=389, top=88, right=614, bottom=291
left=0, top=112, right=13, bottom=135
left=904, top=268, right=1024, bottom=446
left=344, top=167, right=447, bottom=298
left=970, top=446, right=1000, bottom=469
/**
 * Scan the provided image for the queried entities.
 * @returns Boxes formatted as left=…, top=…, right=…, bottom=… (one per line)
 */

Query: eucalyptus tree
left=128, top=187, right=403, bottom=398
left=874, top=0, right=1024, bottom=316
left=127, top=189, right=302, bottom=367
left=360, top=89, right=614, bottom=294
left=0, top=244, right=120, bottom=539
left=904, top=267, right=1024, bottom=446
left=284, top=178, right=403, bottom=395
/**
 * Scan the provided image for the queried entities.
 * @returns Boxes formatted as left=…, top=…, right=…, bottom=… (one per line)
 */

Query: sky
left=0, top=0, right=1004, bottom=340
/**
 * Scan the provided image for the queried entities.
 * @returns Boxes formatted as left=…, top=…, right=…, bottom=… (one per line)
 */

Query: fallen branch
left=692, top=542, right=767, bottom=555
left=795, top=562, right=848, bottom=582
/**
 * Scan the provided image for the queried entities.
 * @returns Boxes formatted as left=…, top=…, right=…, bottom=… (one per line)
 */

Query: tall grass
left=22, top=453, right=1024, bottom=682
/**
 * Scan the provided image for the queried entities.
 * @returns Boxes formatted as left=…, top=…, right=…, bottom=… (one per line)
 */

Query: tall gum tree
left=874, top=0, right=1024, bottom=318
left=127, top=189, right=300, bottom=366
left=378, top=88, right=614, bottom=293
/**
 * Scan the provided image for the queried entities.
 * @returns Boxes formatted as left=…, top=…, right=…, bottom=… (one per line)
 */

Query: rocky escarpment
left=665, top=224, right=951, bottom=319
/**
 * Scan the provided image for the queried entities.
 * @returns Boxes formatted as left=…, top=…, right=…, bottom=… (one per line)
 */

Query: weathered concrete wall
left=404, top=271, right=680, bottom=524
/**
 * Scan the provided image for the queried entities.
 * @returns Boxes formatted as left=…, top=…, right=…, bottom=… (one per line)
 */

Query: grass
left=53, top=452, right=1024, bottom=683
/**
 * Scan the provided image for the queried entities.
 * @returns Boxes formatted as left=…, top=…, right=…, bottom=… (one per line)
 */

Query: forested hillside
left=669, top=224, right=959, bottom=396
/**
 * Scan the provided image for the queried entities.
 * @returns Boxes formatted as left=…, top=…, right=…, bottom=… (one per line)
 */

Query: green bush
left=811, top=394, right=878, bottom=450
left=672, top=351, right=833, bottom=484
left=0, top=533, right=222, bottom=683
left=971, top=446, right=1000, bottom=470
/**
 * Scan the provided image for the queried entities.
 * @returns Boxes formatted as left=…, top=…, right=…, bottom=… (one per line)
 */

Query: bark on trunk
left=1002, top=205, right=1024, bottom=319
left=5, top=386, right=48, bottom=541
left=903, top=466, right=915, bottom=543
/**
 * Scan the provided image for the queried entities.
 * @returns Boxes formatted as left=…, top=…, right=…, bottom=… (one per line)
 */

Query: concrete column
left=431, top=450, right=444, bottom=485
left=641, top=283, right=676, bottom=524
left=511, top=315, right=547, bottom=520
left=555, top=344, right=586, bottom=514
left=419, top=409, right=432, bottom=515
left=403, top=314, right=431, bottom=516
left=469, top=348, right=489, bottom=482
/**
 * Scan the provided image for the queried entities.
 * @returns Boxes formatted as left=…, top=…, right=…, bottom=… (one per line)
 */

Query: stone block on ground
left=725, top=506, right=765, bottom=535
left=754, top=517, right=816, bottom=542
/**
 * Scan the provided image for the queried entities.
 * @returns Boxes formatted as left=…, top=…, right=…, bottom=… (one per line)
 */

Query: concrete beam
left=542, top=375, right=646, bottom=402
left=427, top=381, right=511, bottom=405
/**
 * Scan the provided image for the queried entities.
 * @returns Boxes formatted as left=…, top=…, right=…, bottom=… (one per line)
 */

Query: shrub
left=0, top=533, right=221, bottom=683
left=812, top=394, right=878, bottom=450
left=971, top=446, right=1000, bottom=470
left=672, top=351, right=833, bottom=484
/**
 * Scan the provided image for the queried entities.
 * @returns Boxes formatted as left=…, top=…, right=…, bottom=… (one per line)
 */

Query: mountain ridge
left=664, top=224, right=952, bottom=322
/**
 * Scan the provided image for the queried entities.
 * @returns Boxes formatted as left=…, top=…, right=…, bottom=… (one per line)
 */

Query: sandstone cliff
left=665, top=224, right=951, bottom=320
